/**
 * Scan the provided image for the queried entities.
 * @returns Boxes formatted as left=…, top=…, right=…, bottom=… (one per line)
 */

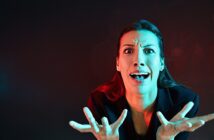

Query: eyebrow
left=122, top=44, right=154, bottom=48
left=122, top=44, right=135, bottom=47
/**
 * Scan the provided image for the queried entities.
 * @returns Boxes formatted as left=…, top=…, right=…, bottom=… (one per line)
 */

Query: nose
left=134, top=61, right=144, bottom=67
left=134, top=62, right=144, bottom=67
left=133, top=49, right=145, bottom=67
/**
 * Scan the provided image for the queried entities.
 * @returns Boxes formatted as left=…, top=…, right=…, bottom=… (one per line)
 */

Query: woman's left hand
left=156, top=101, right=214, bottom=140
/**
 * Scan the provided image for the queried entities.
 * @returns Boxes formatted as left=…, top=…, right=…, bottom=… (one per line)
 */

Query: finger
left=101, top=117, right=112, bottom=135
left=173, top=102, right=194, bottom=119
left=113, top=109, right=128, bottom=130
left=157, top=111, right=169, bottom=126
left=187, top=120, right=205, bottom=132
left=83, top=107, right=100, bottom=133
left=69, top=120, right=92, bottom=133
left=173, top=120, right=193, bottom=132
left=197, top=113, right=214, bottom=122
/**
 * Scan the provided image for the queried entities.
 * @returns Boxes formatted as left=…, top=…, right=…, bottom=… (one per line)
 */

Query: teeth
left=129, top=72, right=150, bottom=79
left=130, top=73, right=149, bottom=76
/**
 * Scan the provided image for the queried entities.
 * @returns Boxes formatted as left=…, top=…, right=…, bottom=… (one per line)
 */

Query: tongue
left=135, top=75, right=144, bottom=81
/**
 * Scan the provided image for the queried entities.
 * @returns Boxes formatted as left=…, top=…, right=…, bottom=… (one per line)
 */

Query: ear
left=116, top=57, right=120, bottom=71
left=160, top=58, right=165, bottom=71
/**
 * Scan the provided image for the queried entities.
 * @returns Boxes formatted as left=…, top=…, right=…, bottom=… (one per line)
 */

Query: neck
left=125, top=87, right=158, bottom=113
left=125, top=87, right=158, bottom=131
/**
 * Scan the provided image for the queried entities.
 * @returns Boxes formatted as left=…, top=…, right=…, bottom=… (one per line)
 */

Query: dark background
left=0, top=0, right=214, bottom=139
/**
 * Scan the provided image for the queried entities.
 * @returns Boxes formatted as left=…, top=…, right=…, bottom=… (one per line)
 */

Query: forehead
left=120, top=30, right=159, bottom=45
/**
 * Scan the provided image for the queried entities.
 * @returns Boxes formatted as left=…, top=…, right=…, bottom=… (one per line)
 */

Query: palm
left=69, top=107, right=128, bottom=140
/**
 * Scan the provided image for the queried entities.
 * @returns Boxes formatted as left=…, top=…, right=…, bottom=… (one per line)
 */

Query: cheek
left=119, top=56, right=131, bottom=68
left=148, top=57, right=162, bottom=71
left=118, top=58, right=132, bottom=79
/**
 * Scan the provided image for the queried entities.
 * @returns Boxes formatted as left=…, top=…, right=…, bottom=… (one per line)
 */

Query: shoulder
left=87, top=91, right=112, bottom=106
left=167, top=85, right=199, bottom=104
left=87, top=84, right=124, bottom=106
left=87, top=91, right=107, bottom=109
left=158, top=85, right=200, bottom=119
left=86, top=91, right=107, bottom=121
left=87, top=90, right=126, bottom=123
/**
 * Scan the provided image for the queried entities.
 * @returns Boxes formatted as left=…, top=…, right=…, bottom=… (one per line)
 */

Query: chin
left=128, top=86, right=150, bottom=95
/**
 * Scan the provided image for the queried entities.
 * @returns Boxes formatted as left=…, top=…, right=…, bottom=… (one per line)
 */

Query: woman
left=69, top=19, right=214, bottom=140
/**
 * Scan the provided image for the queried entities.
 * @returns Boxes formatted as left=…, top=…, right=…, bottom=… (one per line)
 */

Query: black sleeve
left=86, top=92, right=105, bottom=124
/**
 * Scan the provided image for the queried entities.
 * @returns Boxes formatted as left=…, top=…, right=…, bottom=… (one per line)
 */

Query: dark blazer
left=87, top=85, right=199, bottom=140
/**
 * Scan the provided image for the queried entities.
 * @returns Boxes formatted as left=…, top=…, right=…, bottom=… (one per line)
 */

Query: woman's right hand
left=69, top=107, right=128, bottom=140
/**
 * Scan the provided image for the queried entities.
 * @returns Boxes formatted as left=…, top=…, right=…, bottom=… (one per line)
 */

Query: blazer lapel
left=146, top=87, right=174, bottom=139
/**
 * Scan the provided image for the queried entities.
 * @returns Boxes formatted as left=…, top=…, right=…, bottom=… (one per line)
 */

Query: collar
left=116, top=87, right=174, bottom=113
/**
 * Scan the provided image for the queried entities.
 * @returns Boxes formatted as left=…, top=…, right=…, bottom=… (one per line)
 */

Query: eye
left=123, top=48, right=133, bottom=54
left=144, top=48, right=155, bottom=54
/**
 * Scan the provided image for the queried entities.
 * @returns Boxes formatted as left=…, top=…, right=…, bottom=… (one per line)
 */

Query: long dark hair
left=93, top=19, right=178, bottom=101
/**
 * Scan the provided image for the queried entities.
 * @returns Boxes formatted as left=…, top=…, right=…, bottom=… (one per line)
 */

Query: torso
left=132, top=113, right=148, bottom=135
left=87, top=85, right=199, bottom=140
left=131, top=107, right=154, bottom=135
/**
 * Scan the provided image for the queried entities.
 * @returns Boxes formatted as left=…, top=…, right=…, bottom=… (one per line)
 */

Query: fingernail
left=69, top=121, right=74, bottom=126
left=189, top=101, right=194, bottom=106
left=95, top=127, right=99, bottom=133
left=200, top=120, right=205, bottom=125
left=187, top=122, right=192, bottom=127
left=124, top=109, right=128, bottom=115
left=83, top=107, right=88, bottom=111
left=102, top=117, right=106, bottom=122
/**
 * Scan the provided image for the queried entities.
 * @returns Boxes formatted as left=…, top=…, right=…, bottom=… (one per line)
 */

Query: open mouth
left=129, top=72, right=150, bottom=80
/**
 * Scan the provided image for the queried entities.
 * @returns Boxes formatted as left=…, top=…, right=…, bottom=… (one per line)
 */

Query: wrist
left=156, top=134, right=175, bottom=140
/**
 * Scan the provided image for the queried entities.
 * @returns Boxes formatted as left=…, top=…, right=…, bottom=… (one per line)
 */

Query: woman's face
left=116, top=30, right=164, bottom=95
